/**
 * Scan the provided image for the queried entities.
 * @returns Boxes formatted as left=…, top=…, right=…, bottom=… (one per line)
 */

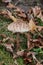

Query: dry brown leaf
left=14, top=7, right=24, bottom=13
left=29, top=19, right=37, bottom=32
left=37, top=12, right=43, bottom=22
left=0, top=34, right=6, bottom=38
left=0, top=10, right=8, bottom=15
left=32, top=6, right=41, bottom=17
left=17, top=12, right=26, bottom=18
left=0, top=10, right=17, bottom=22
left=7, top=3, right=15, bottom=9
left=2, top=43, right=14, bottom=53
left=37, top=26, right=43, bottom=31
left=14, top=7, right=26, bottom=18
left=23, top=51, right=33, bottom=64
left=32, top=6, right=43, bottom=21
left=13, top=50, right=24, bottom=59
left=6, top=10, right=17, bottom=22
left=30, top=38, right=43, bottom=47
left=36, top=62, right=42, bottom=65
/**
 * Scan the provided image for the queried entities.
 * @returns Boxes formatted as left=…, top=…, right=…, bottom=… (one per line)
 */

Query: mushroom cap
left=7, top=19, right=29, bottom=33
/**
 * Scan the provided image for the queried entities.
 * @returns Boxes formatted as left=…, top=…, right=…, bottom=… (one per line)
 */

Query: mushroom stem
left=16, top=33, right=20, bottom=51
